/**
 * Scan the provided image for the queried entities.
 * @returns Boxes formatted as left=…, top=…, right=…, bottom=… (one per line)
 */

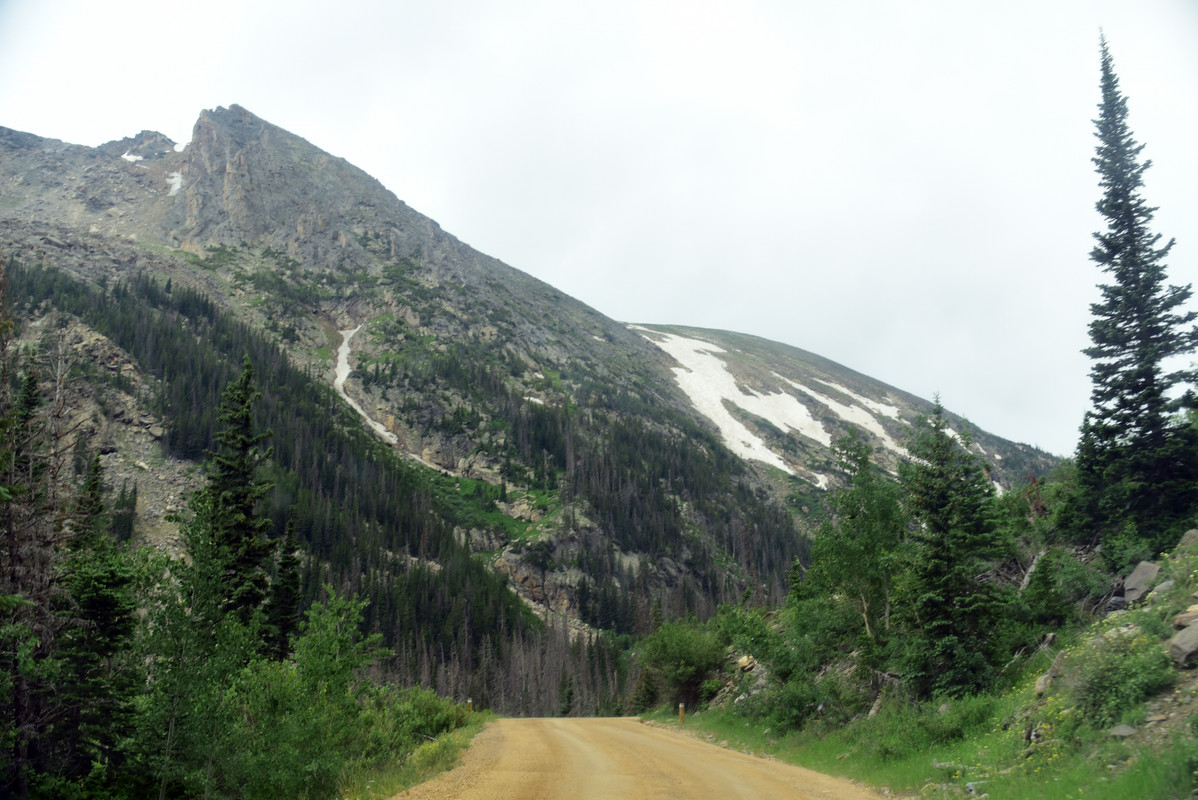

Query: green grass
left=338, top=712, right=494, bottom=800
left=429, top=473, right=544, bottom=541
left=645, top=682, right=1198, bottom=800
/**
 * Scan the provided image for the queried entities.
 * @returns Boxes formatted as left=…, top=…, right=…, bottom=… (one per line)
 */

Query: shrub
left=1067, top=624, right=1175, bottom=727
left=637, top=621, right=725, bottom=707
left=1024, top=548, right=1109, bottom=625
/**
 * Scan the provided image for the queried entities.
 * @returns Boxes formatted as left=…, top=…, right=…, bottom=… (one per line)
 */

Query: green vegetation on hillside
left=0, top=310, right=473, bottom=799
left=4, top=260, right=537, bottom=674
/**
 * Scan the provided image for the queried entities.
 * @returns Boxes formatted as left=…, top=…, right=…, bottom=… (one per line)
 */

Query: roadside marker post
left=679, top=703, right=685, bottom=725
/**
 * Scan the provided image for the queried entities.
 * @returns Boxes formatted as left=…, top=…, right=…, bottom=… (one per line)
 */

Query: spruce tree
left=898, top=404, right=1005, bottom=696
left=49, top=453, right=140, bottom=792
left=263, top=520, right=301, bottom=660
left=1077, top=37, right=1198, bottom=553
left=203, top=356, right=276, bottom=622
left=1, top=362, right=64, bottom=797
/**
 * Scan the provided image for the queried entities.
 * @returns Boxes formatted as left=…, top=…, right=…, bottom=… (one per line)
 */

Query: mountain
left=0, top=106, right=1056, bottom=703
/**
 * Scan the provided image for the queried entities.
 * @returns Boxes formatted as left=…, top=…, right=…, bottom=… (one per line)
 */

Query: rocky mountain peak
left=166, top=104, right=406, bottom=266
left=97, top=130, right=178, bottom=162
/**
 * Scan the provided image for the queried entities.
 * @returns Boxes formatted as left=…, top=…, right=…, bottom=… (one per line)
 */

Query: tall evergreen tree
left=46, top=453, right=141, bottom=794
left=202, top=356, right=276, bottom=622
left=1076, top=37, right=1198, bottom=552
left=0, top=332, right=64, bottom=798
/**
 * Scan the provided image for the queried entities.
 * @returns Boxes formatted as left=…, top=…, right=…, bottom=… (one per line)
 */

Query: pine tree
left=48, top=453, right=141, bottom=792
left=203, top=356, right=276, bottom=622
left=1, top=346, right=64, bottom=798
left=263, top=520, right=301, bottom=660
left=1076, top=37, right=1198, bottom=553
left=109, top=480, right=137, bottom=543
left=898, top=404, right=1006, bottom=696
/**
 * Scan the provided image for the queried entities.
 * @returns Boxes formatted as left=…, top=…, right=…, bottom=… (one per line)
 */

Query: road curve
left=395, top=718, right=885, bottom=800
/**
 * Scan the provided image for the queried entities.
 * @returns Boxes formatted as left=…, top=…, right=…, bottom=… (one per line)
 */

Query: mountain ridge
left=0, top=105, right=1057, bottom=647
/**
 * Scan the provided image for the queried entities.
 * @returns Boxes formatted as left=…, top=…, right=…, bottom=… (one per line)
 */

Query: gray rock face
left=1124, top=561, right=1161, bottom=604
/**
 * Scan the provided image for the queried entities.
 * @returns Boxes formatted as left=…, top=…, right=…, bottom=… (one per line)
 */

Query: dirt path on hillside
left=394, top=718, right=886, bottom=800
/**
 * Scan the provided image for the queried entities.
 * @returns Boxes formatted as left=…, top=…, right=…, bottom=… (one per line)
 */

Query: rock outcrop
left=1123, top=560, right=1161, bottom=604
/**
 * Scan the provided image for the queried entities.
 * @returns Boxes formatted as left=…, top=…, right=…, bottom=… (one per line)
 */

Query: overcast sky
left=1, top=1, right=1196, bottom=456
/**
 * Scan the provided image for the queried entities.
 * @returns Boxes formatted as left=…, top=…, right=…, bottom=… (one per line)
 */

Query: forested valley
left=0, top=258, right=642, bottom=798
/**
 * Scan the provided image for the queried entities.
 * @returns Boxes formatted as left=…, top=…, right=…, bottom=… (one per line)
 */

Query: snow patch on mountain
left=816, top=379, right=902, bottom=420
left=632, top=327, right=831, bottom=480
left=778, top=375, right=907, bottom=458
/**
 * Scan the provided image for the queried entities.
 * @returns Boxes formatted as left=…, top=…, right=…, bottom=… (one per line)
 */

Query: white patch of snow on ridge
left=120, top=151, right=143, bottom=162
left=166, top=172, right=182, bottom=196
left=632, top=327, right=833, bottom=479
left=778, top=375, right=907, bottom=458
left=815, top=379, right=902, bottom=420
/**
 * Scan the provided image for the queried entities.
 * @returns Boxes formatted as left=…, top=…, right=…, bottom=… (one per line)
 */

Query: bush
left=1024, top=548, right=1109, bottom=625
left=1068, top=623, right=1175, bottom=727
left=637, top=621, right=725, bottom=707
left=837, top=694, right=997, bottom=763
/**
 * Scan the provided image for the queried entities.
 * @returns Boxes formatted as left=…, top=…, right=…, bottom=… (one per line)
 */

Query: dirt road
left=396, top=718, right=885, bottom=800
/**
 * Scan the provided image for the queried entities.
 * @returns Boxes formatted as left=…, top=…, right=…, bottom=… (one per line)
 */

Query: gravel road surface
left=395, top=717, right=885, bottom=799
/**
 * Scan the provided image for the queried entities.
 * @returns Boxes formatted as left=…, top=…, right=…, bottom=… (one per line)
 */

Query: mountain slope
left=0, top=105, right=1057, bottom=659
left=635, top=325, right=1054, bottom=489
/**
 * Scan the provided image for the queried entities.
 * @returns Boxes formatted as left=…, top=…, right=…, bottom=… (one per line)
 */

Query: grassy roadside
left=339, top=712, right=495, bottom=800
left=634, top=538, right=1198, bottom=799
left=643, top=679, right=1198, bottom=799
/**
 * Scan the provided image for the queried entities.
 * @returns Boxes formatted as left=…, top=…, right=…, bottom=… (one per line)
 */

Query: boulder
left=1177, top=529, right=1198, bottom=549
left=1124, top=561, right=1160, bottom=604
left=1034, top=650, right=1067, bottom=697
left=1168, top=621, right=1198, bottom=666
left=1146, top=579, right=1175, bottom=602
left=1174, top=604, right=1198, bottom=630
left=1109, top=724, right=1137, bottom=739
